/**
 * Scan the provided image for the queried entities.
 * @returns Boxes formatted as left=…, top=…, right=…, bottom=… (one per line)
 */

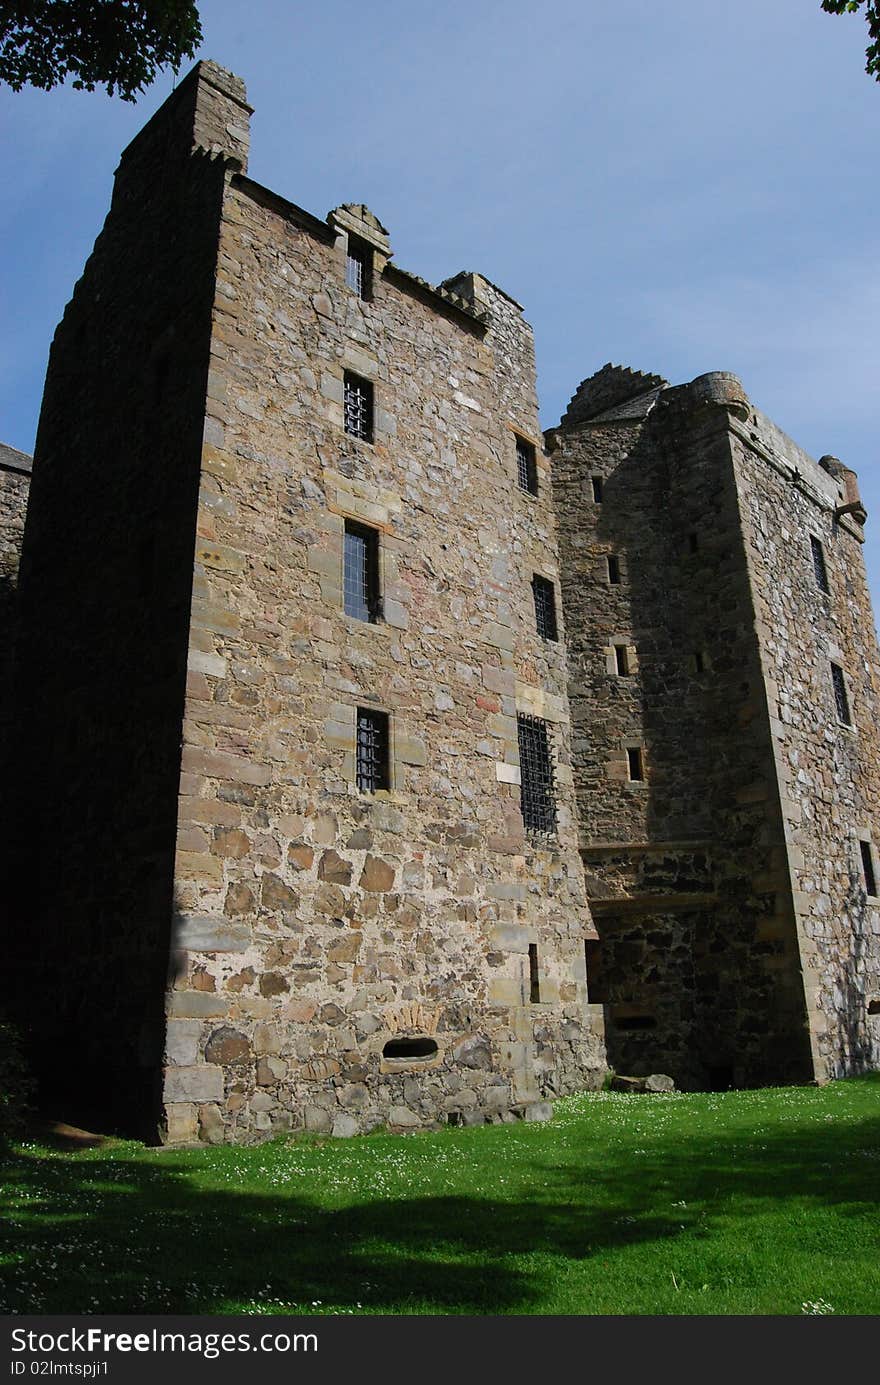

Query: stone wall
left=0, top=444, right=31, bottom=760
left=550, top=369, right=814, bottom=1088
left=3, top=64, right=244, bottom=1134
left=162, top=171, right=603, bottom=1143
left=730, top=418, right=880, bottom=1077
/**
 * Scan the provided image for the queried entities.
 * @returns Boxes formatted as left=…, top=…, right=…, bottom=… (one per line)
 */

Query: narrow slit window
left=831, top=662, right=851, bottom=725
left=688, top=532, right=699, bottom=554
left=344, top=371, right=374, bottom=442
left=516, top=436, right=538, bottom=495
left=860, top=841, right=877, bottom=897
left=345, top=238, right=372, bottom=300
left=517, top=713, right=557, bottom=836
left=811, top=535, right=830, bottom=593
left=344, top=521, right=381, bottom=622
left=694, top=650, right=705, bottom=674
left=528, top=943, right=541, bottom=1003
left=607, top=554, right=621, bottom=585
left=627, top=746, right=644, bottom=781
left=591, top=476, right=603, bottom=503
left=532, top=574, right=558, bottom=641
left=614, top=644, right=630, bottom=676
left=356, top=707, right=390, bottom=793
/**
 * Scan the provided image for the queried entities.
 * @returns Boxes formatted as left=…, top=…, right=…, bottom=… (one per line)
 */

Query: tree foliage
left=0, top=1, right=202, bottom=100
left=822, top=1, right=880, bottom=81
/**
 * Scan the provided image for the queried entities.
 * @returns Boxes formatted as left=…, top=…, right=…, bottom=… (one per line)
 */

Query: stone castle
left=1, top=61, right=878, bottom=1143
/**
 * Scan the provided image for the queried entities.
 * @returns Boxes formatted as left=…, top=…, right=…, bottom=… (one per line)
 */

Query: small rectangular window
left=344, top=371, right=374, bottom=442
left=532, top=574, right=558, bottom=641
left=688, top=532, right=699, bottom=554
left=516, top=436, right=538, bottom=495
left=607, top=555, right=621, bottom=585
left=528, top=943, right=541, bottom=1003
left=517, top=713, right=557, bottom=836
left=614, top=644, right=630, bottom=676
left=860, top=841, right=877, bottom=897
left=356, top=707, right=390, bottom=793
left=626, top=746, right=644, bottom=781
left=591, top=476, right=603, bottom=503
left=811, top=535, right=830, bottom=593
left=345, top=238, right=372, bottom=300
left=831, top=662, right=851, bottom=725
left=694, top=650, right=705, bottom=674
left=344, top=521, right=380, bottom=622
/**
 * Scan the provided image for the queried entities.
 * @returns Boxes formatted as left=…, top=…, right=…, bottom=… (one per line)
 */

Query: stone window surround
left=624, top=741, right=646, bottom=784
left=323, top=699, right=427, bottom=799
left=344, top=234, right=373, bottom=302
left=507, top=423, right=544, bottom=499
left=828, top=651, right=855, bottom=731
left=857, top=835, right=878, bottom=899
left=605, top=638, right=638, bottom=677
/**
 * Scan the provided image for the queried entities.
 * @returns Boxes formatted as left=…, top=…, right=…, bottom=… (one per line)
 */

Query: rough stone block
left=175, top=915, right=250, bottom=952
left=524, top=1101, right=553, bottom=1123
left=164, top=1065, right=224, bottom=1103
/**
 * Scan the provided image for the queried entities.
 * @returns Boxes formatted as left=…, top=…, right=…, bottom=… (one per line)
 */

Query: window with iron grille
left=344, top=371, right=373, bottom=442
left=516, top=435, right=538, bottom=495
left=860, top=840, right=877, bottom=896
left=345, top=238, right=372, bottom=300
left=517, top=713, right=557, bottom=836
left=831, top=662, right=851, bottom=725
left=811, top=535, right=830, bottom=593
left=532, top=574, right=558, bottom=641
left=356, top=707, right=390, bottom=793
left=344, top=521, right=381, bottom=622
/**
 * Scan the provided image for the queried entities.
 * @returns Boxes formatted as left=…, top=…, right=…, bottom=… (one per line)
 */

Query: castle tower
left=7, top=63, right=604, bottom=1141
left=549, top=366, right=880, bottom=1086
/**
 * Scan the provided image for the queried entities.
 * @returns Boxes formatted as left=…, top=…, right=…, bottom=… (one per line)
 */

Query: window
left=344, top=371, right=373, bottom=442
left=860, top=841, right=877, bottom=896
left=345, top=237, right=372, bottom=300
left=811, top=535, right=830, bottom=593
left=517, top=713, right=557, bottom=836
left=516, top=436, right=538, bottom=495
left=693, top=650, right=705, bottom=674
left=356, top=707, right=390, bottom=792
left=591, top=476, right=603, bottom=503
left=831, top=662, right=851, bottom=725
left=344, top=521, right=380, bottom=622
left=532, top=574, right=558, bottom=641
left=614, top=643, right=630, bottom=676
left=688, top=532, right=699, bottom=554
left=607, top=555, right=621, bottom=585
left=528, top=943, right=541, bottom=1003
left=626, top=746, right=644, bottom=781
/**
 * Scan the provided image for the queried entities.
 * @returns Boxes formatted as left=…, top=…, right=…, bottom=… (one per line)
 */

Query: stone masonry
left=0, top=442, right=31, bottom=757
left=549, top=366, right=880, bottom=1087
left=3, top=62, right=879, bottom=1141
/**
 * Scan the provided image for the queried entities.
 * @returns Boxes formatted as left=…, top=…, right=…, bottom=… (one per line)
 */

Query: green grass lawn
left=2, top=1074, right=879, bottom=1316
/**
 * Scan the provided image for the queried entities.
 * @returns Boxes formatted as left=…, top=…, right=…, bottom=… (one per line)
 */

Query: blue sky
left=2, top=1, right=878, bottom=590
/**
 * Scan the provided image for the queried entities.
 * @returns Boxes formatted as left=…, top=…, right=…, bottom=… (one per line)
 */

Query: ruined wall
left=162, top=179, right=603, bottom=1143
left=731, top=417, right=880, bottom=1077
left=551, top=370, right=813, bottom=1088
left=5, top=64, right=246, bottom=1134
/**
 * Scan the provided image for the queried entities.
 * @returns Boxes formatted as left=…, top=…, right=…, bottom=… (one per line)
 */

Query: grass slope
left=2, top=1075, right=878, bottom=1315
